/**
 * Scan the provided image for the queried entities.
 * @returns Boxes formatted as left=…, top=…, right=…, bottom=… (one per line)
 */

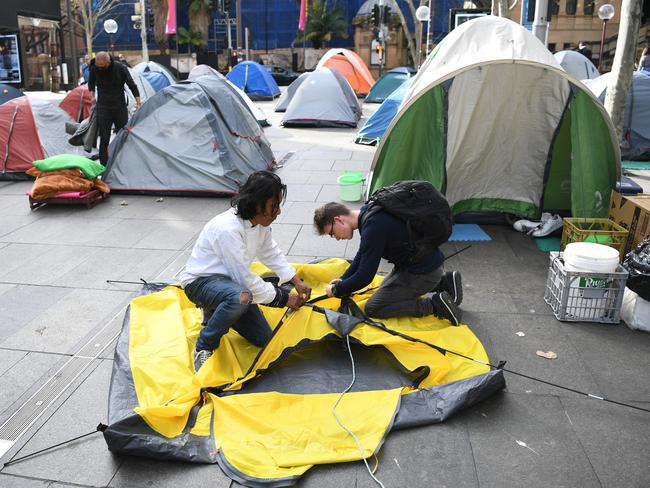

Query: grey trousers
left=365, top=266, right=444, bottom=318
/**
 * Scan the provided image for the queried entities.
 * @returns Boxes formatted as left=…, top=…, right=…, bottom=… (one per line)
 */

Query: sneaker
left=431, top=291, right=462, bottom=326
left=531, top=214, right=563, bottom=237
left=434, top=271, right=463, bottom=306
left=194, top=348, right=213, bottom=373
left=513, top=213, right=552, bottom=233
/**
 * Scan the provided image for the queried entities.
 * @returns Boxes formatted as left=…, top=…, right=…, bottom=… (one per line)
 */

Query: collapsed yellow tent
left=104, top=259, right=504, bottom=486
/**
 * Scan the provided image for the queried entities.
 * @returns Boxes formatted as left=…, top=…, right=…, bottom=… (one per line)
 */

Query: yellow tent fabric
left=125, top=258, right=491, bottom=482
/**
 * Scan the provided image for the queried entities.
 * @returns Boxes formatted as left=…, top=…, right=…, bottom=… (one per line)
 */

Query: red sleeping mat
left=27, top=189, right=108, bottom=210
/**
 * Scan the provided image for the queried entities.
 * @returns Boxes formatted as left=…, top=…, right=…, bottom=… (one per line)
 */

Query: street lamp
left=103, top=19, right=118, bottom=56
left=415, top=5, right=429, bottom=68
left=597, top=4, right=615, bottom=71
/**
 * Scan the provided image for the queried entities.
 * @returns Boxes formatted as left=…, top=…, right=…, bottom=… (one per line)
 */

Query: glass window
left=566, top=0, right=577, bottom=15
left=584, top=0, right=595, bottom=15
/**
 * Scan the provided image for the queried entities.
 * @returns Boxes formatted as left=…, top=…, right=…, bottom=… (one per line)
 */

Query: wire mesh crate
left=544, top=252, right=628, bottom=323
left=561, top=218, right=628, bottom=260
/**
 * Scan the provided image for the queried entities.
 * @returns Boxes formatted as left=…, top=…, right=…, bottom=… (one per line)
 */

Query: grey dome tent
left=584, top=71, right=650, bottom=160
left=104, top=76, right=275, bottom=195
left=553, top=50, right=600, bottom=80
left=274, top=72, right=309, bottom=112
left=188, top=64, right=270, bottom=127
left=281, top=68, right=361, bottom=128
left=370, top=17, right=620, bottom=220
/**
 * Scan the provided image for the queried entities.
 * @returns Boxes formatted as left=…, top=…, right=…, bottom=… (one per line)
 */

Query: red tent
left=0, top=97, right=45, bottom=178
left=59, top=85, right=93, bottom=122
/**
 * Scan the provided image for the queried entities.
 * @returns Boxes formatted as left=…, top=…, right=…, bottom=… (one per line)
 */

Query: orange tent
left=0, top=97, right=44, bottom=178
left=317, top=49, right=375, bottom=96
left=59, top=85, right=93, bottom=122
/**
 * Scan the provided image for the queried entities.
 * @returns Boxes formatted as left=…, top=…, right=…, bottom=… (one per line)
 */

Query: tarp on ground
left=189, top=64, right=270, bottom=127
left=104, top=76, right=275, bottom=195
left=0, top=97, right=84, bottom=179
left=226, top=61, right=281, bottom=101
left=0, top=83, right=24, bottom=105
left=133, top=61, right=176, bottom=92
left=356, top=78, right=412, bottom=145
left=370, top=16, right=620, bottom=220
left=317, top=48, right=375, bottom=96
left=553, top=50, right=600, bottom=81
left=103, top=258, right=505, bottom=487
left=281, top=68, right=362, bottom=128
left=364, top=67, right=415, bottom=103
left=584, top=71, right=650, bottom=161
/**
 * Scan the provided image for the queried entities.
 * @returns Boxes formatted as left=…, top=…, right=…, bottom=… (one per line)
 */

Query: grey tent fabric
left=274, top=73, right=308, bottom=112
left=30, top=98, right=86, bottom=157
left=104, top=76, right=275, bottom=195
left=188, top=65, right=270, bottom=127
left=281, top=68, right=361, bottom=128
left=126, top=69, right=156, bottom=113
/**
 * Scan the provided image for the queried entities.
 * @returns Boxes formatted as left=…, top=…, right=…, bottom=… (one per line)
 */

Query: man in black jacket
left=313, top=202, right=463, bottom=325
left=87, top=52, right=140, bottom=165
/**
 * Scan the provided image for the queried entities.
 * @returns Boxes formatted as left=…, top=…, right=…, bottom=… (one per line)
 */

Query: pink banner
left=165, top=0, right=177, bottom=35
left=298, top=0, right=307, bottom=31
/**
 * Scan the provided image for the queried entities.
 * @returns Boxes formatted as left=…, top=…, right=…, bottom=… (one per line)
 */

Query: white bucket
left=563, top=242, right=620, bottom=318
left=337, top=173, right=364, bottom=202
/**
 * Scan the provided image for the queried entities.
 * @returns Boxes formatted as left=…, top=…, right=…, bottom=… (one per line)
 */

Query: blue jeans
left=184, top=275, right=272, bottom=352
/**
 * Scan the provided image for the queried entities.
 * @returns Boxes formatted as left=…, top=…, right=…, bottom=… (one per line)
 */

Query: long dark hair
left=232, top=171, right=287, bottom=220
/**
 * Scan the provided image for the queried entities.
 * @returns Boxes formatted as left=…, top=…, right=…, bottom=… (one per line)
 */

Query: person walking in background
left=87, top=51, right=140, bottom=165
left=80, top=54, right=91, bottom=84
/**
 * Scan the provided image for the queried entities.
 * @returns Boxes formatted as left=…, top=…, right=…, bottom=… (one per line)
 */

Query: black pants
left=97, top=103, right=128, bottom=165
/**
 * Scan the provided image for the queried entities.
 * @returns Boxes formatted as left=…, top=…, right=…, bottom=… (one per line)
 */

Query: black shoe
left=446, top=271, right=463, bottom=306
left=431, top=291, right=462, bottom=326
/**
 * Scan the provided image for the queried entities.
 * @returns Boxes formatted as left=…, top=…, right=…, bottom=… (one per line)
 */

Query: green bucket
left=338, top=172, right=365, bottom=202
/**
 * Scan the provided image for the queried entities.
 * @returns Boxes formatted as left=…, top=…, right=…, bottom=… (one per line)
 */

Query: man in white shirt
left=179, top=171, right=311, bottom=372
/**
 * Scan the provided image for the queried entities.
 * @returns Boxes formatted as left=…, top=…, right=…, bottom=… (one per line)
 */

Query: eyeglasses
left=328, top=220, right=337, bottom=237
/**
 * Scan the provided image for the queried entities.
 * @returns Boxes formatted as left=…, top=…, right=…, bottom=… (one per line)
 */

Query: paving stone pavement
left=0, top=93, right=648, bottom=488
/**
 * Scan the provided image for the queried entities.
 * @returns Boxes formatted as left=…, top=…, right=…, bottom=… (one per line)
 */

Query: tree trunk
left=152, top=0, right=169, bottom=54
left=189, top=6, right=210, bottom=50
left=491, top=0, right=511, bottom=18
left=604, top=0, right=643, bottom=140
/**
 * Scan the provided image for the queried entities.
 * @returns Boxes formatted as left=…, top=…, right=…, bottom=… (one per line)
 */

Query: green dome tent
left=369, top=17, right=620, bottom=219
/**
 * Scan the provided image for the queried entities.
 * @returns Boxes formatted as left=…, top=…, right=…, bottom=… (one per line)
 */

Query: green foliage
left=187, top=0, right=212, bottom=14
left=175, top=26, right=205, bottom=48
left=298, top=1, right=349, bottom=49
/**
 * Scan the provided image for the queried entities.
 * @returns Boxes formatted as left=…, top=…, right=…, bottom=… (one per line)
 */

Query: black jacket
left=88, top=56, right=139, bottom=107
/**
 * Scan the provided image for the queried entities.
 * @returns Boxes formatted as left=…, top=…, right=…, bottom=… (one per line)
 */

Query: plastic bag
left=622, top=236, right=650, bottom=301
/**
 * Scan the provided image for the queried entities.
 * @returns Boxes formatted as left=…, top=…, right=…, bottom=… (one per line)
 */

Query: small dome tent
left=316, top=48, right=375, bottom=97
left=585, top=71, right=650, bottom=160
left=274, top=72, right=309, bottom=112
left=356, top=78, right=412, bottom=145
left=189, top=64, right=270, bottom=127
left=370, top=17, right=620, bottom=220
left=226, top=61, right=280, bottom=101
left=553, top=50, right=600, bottom=80
left=281, top=68, right=361, bottom=128
left=0, top=83, right=24, bottom=105
left=0, top=97, right=85, bottom=179
left=365, top=67, right=415, bottom=103
left=104, top=76, right=274, bottom=195
left=59, top=85, right=93, bottom=122
left=133, top=61, right=176, bottom=92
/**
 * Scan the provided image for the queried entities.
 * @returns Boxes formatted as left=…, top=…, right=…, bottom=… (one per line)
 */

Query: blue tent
left=133, top=61, right=175, bottom=92
left=0, top=83, right=24, bottom=105
left=364, top=67, right=415, bottom=103
left=355, top=79, right=412, bottom=145
left=226, top=62, right=280, bottom=100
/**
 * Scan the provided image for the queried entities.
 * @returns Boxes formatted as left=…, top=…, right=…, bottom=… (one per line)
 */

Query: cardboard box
left=609, top=191, right=650, bottom=254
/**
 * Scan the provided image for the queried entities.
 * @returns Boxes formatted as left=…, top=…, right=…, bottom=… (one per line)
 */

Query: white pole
left=245, top=27, right=249, bottom=60
left=426, top=0, right=432, bottom=55
left=140, top=0, right=149, bottom=62
left=531, top=0, right=549, bottom=47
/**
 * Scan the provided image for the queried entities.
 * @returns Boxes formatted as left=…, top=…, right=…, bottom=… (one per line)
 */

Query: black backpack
left=359, top=180, right=453, bottom=265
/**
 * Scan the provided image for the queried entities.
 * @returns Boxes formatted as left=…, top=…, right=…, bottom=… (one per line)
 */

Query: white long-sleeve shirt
left=178, top=208, right=296, bottom=304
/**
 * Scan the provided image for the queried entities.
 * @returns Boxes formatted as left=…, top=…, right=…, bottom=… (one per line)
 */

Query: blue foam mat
left=449, top=224, right=491, bottom=242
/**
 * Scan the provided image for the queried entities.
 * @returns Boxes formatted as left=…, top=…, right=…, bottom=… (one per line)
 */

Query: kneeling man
left=313, top=201, right=462, bottom=325
left=180, top=171, right=311, bottom=372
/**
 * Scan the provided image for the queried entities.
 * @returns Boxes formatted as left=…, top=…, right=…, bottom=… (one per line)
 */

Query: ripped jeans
left=183, top=275, right=272, bottom=352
